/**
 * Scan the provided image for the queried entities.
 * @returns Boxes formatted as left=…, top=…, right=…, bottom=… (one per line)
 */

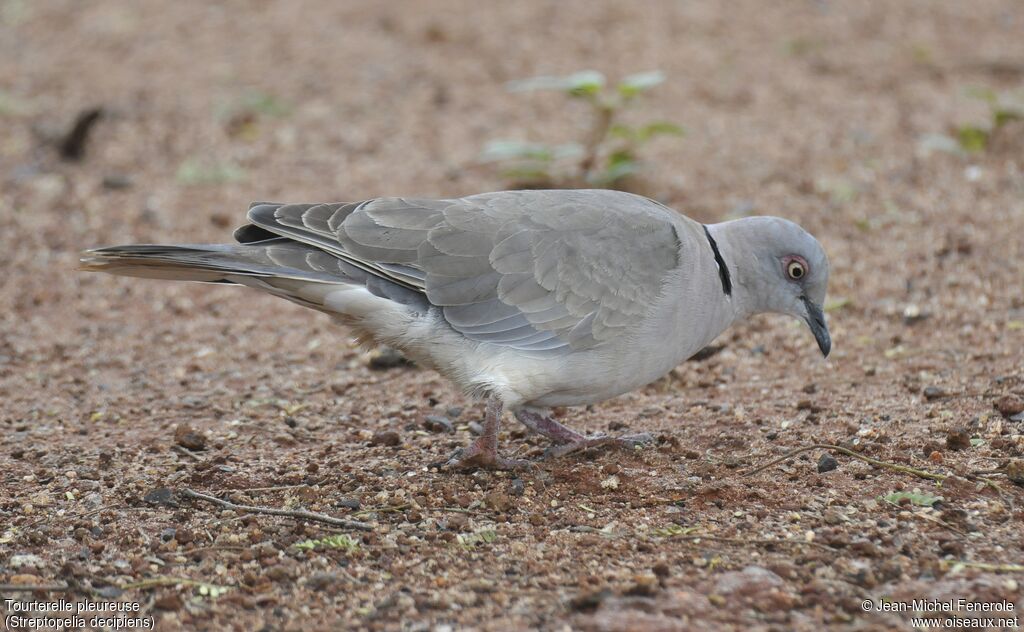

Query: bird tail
left=79, top=243, right=351, bottom=283
left=79, top=242, right=426, bottom=323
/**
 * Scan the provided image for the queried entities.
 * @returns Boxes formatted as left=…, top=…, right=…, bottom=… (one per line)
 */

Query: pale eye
left=787, top=261, right=806, bottom=280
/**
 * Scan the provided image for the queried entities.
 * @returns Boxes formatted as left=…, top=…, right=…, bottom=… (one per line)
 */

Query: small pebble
left=1006, top=460, right=1024, bottom=486
left=945, top=429, right=971, bottom=451
left=370, top=430, right=401, bottom=447
left=153, top=593, right=183, bottom=611
left=446, top=406, right=464, bottom=419
left=174, top=424, right=207, bottom=451
left=467, top=421, right=484, bottom=436
left=423, top=415, right=453, bottom=433
left=510, top=478, right=526, bottom=497
left=923, top=386, right=946, bottom=401
left=994, top=396, right=1024, bottom=418
left=143, top=487, right=176, bottom=506
left=817, top=453, right=838, bottom=473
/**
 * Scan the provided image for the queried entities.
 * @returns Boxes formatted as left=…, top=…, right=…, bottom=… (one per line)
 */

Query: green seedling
left=880, top=490, right=941, bottom=507
left=293, top=534, right=360, bottom=552
left=955, top=87, right=1023, bottom=152
left=482, top=70, right=684, bottom=189
left=455, top=528, right=497, bottom=549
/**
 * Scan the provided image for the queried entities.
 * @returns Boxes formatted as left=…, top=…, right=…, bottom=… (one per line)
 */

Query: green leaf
left=880, top=490, right=941, bottom=507
left=618, top=71, right=666, bottom=98
left=592, top=151, right=641, bottom=185
left=956, top=125, right=989, bottom=152
left=993, top=108, right=1023, bottom=128
left=636, top=121, right=685, bottom=142
left=507, top=71, right=606, bottom=97
left=608, top=123, right=637, bottom=141
left=456, top=529, right=498, bottom=548
left=292, top=534, right=360, bottom=552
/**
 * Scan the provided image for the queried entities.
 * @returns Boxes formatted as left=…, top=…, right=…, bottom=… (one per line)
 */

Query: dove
left=80, top=189, right=830, bottom=470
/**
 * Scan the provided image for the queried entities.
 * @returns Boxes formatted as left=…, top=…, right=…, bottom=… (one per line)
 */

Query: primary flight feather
left=81, top=189, right=830, bottom=469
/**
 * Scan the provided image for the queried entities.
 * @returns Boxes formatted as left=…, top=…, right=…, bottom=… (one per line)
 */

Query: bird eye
left=787, top=261, right=806, bottom=280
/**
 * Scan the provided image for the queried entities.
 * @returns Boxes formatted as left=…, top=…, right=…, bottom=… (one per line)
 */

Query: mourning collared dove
left=81, top=189, right=830, bottom=469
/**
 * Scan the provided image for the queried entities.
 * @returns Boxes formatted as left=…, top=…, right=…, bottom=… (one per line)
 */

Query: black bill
left=802, top=296, right=831, bottom=357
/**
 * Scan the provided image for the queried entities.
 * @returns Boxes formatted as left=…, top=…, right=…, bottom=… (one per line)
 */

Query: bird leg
left=442, top=397, right=533, bottom=471
left=514, top=409, right=654, bottom=458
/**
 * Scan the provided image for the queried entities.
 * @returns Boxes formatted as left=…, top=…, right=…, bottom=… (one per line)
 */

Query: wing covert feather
left=244, top=190, right=682, bottom=352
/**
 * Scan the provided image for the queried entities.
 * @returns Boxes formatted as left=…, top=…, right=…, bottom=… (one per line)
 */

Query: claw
left=441, top=444, right=534, bottom=471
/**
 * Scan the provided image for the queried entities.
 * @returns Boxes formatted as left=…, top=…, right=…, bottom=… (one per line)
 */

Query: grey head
left=715, top=216, right=831, bottom=357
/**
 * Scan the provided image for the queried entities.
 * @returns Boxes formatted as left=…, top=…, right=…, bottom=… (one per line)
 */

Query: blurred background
left=1, top=1, right=1022, bottom=628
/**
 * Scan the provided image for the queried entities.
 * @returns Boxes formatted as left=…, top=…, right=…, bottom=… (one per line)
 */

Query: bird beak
left=801, top=296, right=831, bottom=357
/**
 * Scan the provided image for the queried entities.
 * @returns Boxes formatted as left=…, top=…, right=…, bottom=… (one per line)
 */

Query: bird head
left=719, top=217, right=831, bottom=357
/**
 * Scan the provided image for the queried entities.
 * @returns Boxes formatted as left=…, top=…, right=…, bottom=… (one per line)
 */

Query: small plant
left=195, top=582, right=230, bottom=599
left=455, top=528, right=497, bottom=549
left=880, top=490, right=941, bottom=508
left=955, top=88, right=1023, bottom=152
left=293, top=534, right=360, bottom=552
left=481, top=70, right=684, bottom=189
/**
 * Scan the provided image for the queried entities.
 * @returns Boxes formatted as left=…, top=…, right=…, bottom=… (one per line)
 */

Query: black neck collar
left=702, top=225, right=732, bottom=296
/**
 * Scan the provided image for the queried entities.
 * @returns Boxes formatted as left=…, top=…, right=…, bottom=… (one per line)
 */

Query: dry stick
left=181, top=489, right=373, bottom=531
left=950, top=561, right=1024, bottom=573
left=0, top=583, right=70, bottom=592
left=745, top=443, right=1015, bottom=512
left=744, top=443, right=946, bottom=481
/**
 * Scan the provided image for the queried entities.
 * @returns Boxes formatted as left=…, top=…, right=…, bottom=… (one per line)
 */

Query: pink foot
left=441, top=441, right=534, bottom=471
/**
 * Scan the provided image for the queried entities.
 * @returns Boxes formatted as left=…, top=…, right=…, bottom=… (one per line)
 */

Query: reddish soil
left=2, top=1, right=1023, bottom=630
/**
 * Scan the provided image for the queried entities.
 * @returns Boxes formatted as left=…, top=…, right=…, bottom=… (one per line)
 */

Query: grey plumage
left=81, top=189, right=831, bottom=469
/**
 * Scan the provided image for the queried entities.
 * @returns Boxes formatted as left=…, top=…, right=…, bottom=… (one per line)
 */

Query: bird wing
left=244, top=190, right=682, bottom=353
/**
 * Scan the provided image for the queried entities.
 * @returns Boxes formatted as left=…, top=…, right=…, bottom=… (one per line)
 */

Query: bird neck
left=705, top=218, right=774, bottom=321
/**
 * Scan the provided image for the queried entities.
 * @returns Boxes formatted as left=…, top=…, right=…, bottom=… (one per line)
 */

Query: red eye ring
left=783, top=255, right=809, bottom=281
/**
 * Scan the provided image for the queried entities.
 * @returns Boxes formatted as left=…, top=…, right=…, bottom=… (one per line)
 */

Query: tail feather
left=79, top=242, right=431, bottom=314
left=80, top=243, right=347, bottom=284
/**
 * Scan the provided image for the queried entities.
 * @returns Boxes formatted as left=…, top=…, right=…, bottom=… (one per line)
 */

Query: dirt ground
left=2, top=1, right=1024, bottom=630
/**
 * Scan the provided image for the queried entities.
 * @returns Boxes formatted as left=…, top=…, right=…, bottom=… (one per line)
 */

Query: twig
left=745, top=443, right=946, bottom=481
left=917, top=512, right=967, bottom=536
left=745, top=442, right=1016, bottom=512
left=434, top=507, right=491, bottom=516
left=352, top=504, right=410, bottom=518
left=172, top=445, right=202, bottom=461
left=210, top=481, right=326, bottom=495
left=0, top=583, right=70, bottom=592
left=180, top=489, right=373, bottom=531
left=947, top=561, right=1024, bottom=573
